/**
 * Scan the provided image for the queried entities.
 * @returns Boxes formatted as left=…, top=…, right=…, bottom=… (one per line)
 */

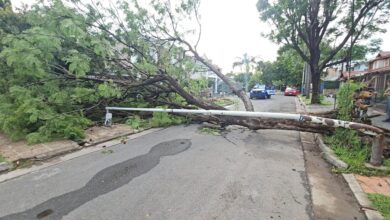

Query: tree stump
left=370, top=134, right=384, bottom=166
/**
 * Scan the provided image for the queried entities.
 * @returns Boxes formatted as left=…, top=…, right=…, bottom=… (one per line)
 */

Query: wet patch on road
left=0, top=139, right=191, bottom=220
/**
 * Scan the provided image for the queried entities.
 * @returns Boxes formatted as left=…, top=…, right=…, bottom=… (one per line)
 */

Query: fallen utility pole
left=105, top=107, right=383, bottom=136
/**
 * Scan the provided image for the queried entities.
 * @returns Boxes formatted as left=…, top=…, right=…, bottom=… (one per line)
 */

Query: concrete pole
left=304, top=63, right=311, bottom=97
left=301, top=63, right=306, bottom=94
left=214, top=77, right=218, bottom=94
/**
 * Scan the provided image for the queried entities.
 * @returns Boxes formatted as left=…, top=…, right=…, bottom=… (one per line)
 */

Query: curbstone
left=365, top=210, right=385, bottom=220
left=33, top=144, right=81, bottom=161
left=314, top=133, right=349, bottom=169
left=342, top=173, right=384, bottom=220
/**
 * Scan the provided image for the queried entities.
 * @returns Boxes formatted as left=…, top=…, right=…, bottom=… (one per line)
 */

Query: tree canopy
left=257, top=0, right=390, bottom=103
left=0, top=0, right=255, bottom=143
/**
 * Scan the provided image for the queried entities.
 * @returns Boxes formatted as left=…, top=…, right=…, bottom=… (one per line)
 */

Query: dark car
left=250, top=88, right=268, bottom=99
left=284, top=87, right=300, bottom=96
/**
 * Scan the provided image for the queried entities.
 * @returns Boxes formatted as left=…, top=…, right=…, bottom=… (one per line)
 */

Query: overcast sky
left=11, top=0, right=390, bottom=73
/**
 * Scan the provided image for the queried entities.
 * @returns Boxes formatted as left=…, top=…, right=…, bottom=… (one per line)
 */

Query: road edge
left=0, top=128, right=163, bottom=183
left=313, top=133, right=348, bottom=169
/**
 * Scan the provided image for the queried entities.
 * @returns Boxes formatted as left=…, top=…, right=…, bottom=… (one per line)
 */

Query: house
left=342, top=51, right=390, bottom=94
left=322, top=60, right=367, bottom=95
left=365, top=51, right=390, bottom=93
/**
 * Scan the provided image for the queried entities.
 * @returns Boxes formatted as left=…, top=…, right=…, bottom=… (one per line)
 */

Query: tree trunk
left=179, top=39, right=255, bottom=111
left=311, top=68, right=321, bottom=104
left=194, top=56, right=254, bottom=111
left=188, top=115, right=335, bottom=134
left=162, top=73, right=226, bottom=110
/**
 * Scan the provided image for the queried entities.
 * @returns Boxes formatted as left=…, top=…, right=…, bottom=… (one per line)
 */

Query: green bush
left=126, top=116, right=149, bottom=129
left=336, top=81, right=362, bottom=120
left=331, top=128, right=361, bottom=149
left=25, top=115, right=91, bottom=144
left=151, top=112, right=189, bottom=127
left=324, top=131, right=390, bottom=176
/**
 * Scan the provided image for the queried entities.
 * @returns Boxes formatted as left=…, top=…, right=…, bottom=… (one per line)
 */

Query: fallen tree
left=106, top=107, right=384, bottom=136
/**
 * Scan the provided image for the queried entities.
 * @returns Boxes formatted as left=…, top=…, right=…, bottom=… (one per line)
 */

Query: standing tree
left=257, top=0, right=390, bottom=103
left=232, top=53, right=259, bottom=92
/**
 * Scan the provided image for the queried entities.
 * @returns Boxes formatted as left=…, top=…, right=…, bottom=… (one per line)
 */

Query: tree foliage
left=0, top=0, right=237, bottom=143
left=255, top=47, right=304, bottom=86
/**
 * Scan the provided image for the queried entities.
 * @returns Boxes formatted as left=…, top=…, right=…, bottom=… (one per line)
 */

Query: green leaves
left=0, top=0, right=213, bottom=144
left=60, top=18, right=86, bottom=40
left=25, top=114, right=91, bottom=144
left=126, top=115, right=149, bottom=129
left=63, top=50, right=91, bottom=77
left=336, top=81, right=362, bottom=121
left=151, top=111, right=187, bottom=127
left=98, top=82, right=122, bottom=98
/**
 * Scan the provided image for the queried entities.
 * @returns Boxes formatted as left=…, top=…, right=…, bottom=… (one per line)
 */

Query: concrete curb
left=313, top=134, right=349, bottom=169
left=83, top=130, right=138, bottom=147
left=33, top=143, right=82, bottom=161
left=342, top=174, right=384, bottom=220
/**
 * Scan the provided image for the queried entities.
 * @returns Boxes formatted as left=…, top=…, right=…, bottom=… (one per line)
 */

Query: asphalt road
left=0, top=95, right=313, bottom=219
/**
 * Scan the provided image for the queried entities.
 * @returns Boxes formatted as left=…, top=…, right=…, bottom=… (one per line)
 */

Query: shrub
left=126, top=116, right=149, bottom=129
left=336, top=81, right=362, bottom=121
left=151, top=112, right=189, bottom=127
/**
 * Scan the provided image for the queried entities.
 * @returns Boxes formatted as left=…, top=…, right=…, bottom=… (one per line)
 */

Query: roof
left=342, top=65, right=390, bottom=79
left=342, top=70, right=368, bottom=79
left=369, top=51, right=390, bottom=63
left=367, top=66, right=390, bottom=75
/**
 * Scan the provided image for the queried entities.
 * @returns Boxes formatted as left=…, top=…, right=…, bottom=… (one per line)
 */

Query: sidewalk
left=370, top=107, right=390, bottom=132
left=0, top=124, right=136, bottom=171
left=297, top=96, right=389, bottom=220
left=301, top=96, right=336, bottom=113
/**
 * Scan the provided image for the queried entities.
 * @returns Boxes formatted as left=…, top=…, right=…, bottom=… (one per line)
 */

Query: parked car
left=265, top=85, right=275, bottom=98
left=254, top=84, right=274, bottom=99
left=250, top=88, right=268, bottom=99
left=284, top=87, right=300, bottom=96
